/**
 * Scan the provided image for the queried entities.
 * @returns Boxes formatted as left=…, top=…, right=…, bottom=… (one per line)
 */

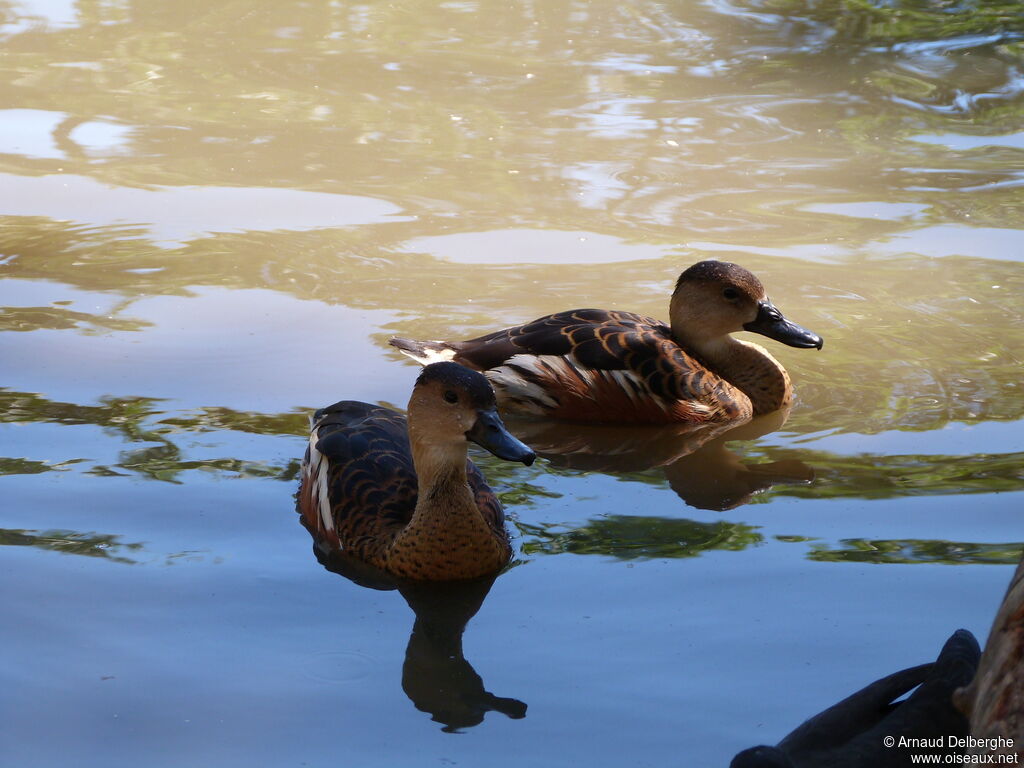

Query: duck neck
left=388, top=433, right=505, bottom=579
left=410, top=438, right=475, bottom=512
left=671, top=317, right=792, bottom=415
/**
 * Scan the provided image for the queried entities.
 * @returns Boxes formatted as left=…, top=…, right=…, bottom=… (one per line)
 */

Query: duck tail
left=389, top=337, right=458, bottom=365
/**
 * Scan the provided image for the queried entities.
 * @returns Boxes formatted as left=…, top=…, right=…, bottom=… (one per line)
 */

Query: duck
left=298, top=361, right=536, bottom=581
left=390, top=260, right=822, bottom=424
left=730, top=629, right=981, bottom=768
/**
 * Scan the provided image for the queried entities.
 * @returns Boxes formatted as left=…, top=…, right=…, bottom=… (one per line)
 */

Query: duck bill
left=466, top=408, right=536, bottom=466
left=743, top=300, right=823, bottom=350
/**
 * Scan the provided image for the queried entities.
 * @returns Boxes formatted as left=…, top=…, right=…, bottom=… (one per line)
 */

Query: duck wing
left=301, top=402, right=419, bottom=562
left=451, top=309, right=745, bottom=421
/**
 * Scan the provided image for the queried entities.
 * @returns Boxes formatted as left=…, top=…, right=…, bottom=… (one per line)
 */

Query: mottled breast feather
left=451, top=309, right=749, bottom=423
left=297, top=401, right=505, bottom=566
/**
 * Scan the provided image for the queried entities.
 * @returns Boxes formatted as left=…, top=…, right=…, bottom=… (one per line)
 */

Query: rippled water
left=3, top=1, right=1023, bottom=765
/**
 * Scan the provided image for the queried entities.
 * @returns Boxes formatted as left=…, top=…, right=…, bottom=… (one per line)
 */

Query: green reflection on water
left=750, top=0, right=1024, bottom=44
left=806, top=539, right=1024, bottom=565
left=518, top=516, right=763, bottom=560
left=96, top=450, right=301, bottom=485
left=0, top=305, right=150, bottom=333
left=6, top=388, right=1024, bottom=503
left=1, top=389, right=165, bottom=434
left=517, top=521, right=1024, bottom=565
left=0, top=457, right=82, bottom=475
left=0, top=528, right=143, bottom=564
left=157, top=407, right=309, bottom=437
left=2, top=389, right=303, bottom=482
left=764, top=449, right=1024, bottom=498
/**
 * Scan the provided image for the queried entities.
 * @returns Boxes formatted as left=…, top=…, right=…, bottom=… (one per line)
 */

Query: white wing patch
left=486, top=354, right=562, bottom=413
left=394, top=342, right=456, bottom=365
left=558, top=352, right=597, bottom=386
left=605, top=369, right=647, bottom=409
left=485, top=352, right=701, bottom=418
left=417, top=347, right=456, bottom=365
left=302, top=428, right=334, bottom=535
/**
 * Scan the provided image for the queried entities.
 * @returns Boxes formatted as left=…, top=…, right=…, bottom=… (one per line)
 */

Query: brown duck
left=391, top=260, right=822, bottom=424
left=298, top=362, right=535, bottom=581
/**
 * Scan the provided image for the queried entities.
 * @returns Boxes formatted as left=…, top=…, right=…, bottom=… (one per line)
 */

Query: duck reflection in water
left=305, top=541, right=527, bottom=732
left=508, top=406, right=813, bottom=511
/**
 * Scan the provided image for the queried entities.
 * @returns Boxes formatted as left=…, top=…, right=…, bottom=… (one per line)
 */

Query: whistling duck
left=298, top=362, right=535, bottom=581
left=731, top=629, right=980, bottom=767
left=390, top=260, right=822, bottom=424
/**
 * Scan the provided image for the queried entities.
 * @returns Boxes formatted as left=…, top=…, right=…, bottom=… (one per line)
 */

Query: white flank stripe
left=608, top=369, right=642, bottom=407
left=315, top=459, right=332, bottom=533
left=563, top=352, right=597, bottom=386
left=487, top=354, right=560, bottom=410
left=304, top=429, right=333, bottom=533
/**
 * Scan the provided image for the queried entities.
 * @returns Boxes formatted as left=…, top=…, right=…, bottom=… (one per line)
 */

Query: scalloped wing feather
left=299, top=403, right=418, bottom=566
left=453, top=309, right=750, bottom=423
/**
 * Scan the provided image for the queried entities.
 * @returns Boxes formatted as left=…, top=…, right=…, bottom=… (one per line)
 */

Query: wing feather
left=454, top=309, right=743, bottom=417
left=299, top=402, right=419, bottom=565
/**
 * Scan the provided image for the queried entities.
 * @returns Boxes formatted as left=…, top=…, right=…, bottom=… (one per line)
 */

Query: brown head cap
left=675, top=260, right=765, bottom=301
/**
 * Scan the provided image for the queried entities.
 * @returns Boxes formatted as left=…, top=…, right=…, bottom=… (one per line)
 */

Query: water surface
left=2, top=0, right=1023, bottom=765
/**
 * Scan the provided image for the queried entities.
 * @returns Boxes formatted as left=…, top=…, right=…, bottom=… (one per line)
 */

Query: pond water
left=2, top=1, right=1023, bottom=765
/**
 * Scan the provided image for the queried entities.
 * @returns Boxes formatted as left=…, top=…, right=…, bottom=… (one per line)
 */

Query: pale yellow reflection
left=0, top=0, right=1019, bottom=443
left=0, top=173, right=406, bottom=242
left=0, top=0, right=1019, bottom=252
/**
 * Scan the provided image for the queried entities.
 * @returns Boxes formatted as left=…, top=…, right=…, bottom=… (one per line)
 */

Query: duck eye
left=443, top=390, right=459, bottom=404
left=722, top=287, right=739, bottom=300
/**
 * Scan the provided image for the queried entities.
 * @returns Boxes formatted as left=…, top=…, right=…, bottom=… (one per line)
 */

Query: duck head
left=408, top=362, right=536, bottom=465
left=669, top=260, right=823, bottom=351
